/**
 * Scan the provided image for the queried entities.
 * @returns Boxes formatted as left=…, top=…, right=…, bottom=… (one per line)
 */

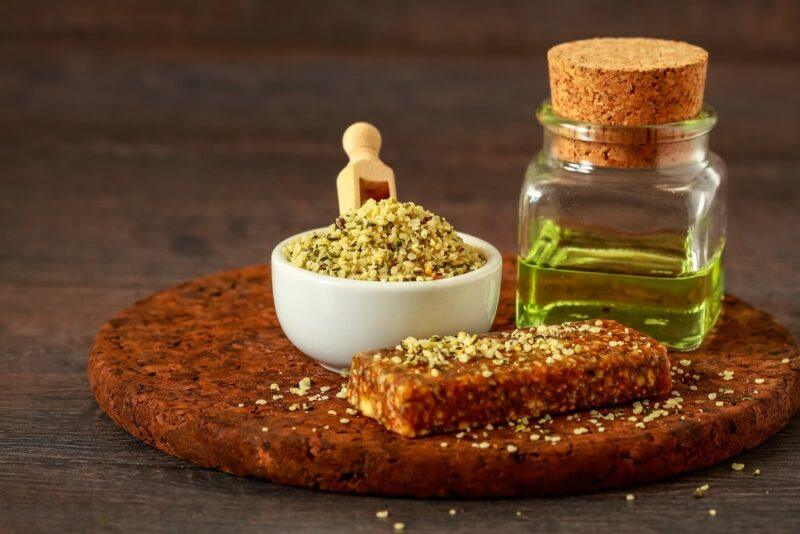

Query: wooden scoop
left=336, top=122, right=397, bottom=215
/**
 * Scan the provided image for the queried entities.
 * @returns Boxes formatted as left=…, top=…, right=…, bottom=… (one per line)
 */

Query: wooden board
left=88, top=256, right=800, bottom=498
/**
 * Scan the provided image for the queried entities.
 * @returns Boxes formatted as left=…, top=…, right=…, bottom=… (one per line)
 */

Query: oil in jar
left=516, top=220, right=724, bottom=351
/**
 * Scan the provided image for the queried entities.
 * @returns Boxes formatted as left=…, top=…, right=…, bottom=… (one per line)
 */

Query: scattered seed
left=376, top=510, right=389, bottom=519
left=721, top=370, right=734, bottom=381
left=289, top=377, right=312, bottom=396
left=731, top=462, right=745, bottom=471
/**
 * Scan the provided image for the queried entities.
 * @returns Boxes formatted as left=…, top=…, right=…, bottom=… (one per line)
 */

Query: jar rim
left=536, top=100, right=717, bottom=144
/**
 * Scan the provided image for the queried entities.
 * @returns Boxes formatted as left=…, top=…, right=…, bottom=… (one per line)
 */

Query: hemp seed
left=721, top=370, right=734, bottom=380
left=283, top=198, right=485, bottom=282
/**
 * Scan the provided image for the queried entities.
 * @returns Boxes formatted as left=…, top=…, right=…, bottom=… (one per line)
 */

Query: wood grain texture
left=2, top=1, right=800, bottom=531
left=1, top=1, right=798, bottom=59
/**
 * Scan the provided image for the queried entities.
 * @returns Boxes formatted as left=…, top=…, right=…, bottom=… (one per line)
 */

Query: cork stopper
left=549, top=38, right=708, bottom=125
left=546, top=38, right=709, bottom=167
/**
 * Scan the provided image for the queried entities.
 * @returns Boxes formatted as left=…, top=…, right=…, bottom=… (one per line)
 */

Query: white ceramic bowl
left=271, top=229, right=503, bottom=370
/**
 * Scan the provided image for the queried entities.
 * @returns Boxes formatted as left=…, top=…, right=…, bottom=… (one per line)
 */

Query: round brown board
left=89, top=256, right=800, bottom=498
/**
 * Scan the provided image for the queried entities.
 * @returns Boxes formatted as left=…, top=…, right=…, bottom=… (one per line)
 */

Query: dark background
left=2, top=1, right=799, bottom=532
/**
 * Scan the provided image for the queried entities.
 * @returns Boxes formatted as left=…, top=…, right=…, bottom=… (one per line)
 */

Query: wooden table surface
left=2, top=2, right=799, bottom=532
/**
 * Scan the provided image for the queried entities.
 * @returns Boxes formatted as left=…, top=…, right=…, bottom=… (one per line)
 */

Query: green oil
left=516, top=221, right=724, bottom=351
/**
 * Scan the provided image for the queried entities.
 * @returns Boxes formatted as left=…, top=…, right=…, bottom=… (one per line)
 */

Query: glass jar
left=517, top=102, right=726, bottom=350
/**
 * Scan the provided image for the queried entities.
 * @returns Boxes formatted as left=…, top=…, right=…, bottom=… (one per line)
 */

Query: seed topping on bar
left=375, top=320, right=638, bottom=370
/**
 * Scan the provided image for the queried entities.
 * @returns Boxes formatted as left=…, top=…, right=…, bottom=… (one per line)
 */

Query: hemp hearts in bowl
left=271, top=200, right=502, bottom=369
left=282, top=198, right=486, bottom=282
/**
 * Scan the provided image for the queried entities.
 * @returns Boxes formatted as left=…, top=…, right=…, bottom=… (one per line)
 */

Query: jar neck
left=537, top=101, right=716, bottom=169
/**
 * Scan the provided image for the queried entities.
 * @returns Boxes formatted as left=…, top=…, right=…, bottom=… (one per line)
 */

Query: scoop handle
left=343, top=122, right=382, bottom=162
left=336, top=122, right=397, bottom=215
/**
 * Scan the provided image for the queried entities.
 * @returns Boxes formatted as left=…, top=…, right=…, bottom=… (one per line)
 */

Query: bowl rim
left=270, top=227, right=503, bottom=290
